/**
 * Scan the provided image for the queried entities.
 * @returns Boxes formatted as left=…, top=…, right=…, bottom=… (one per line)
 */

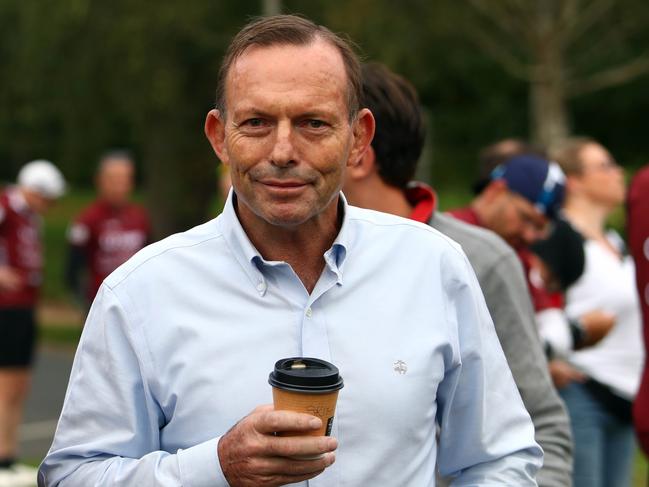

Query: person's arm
left=481, top=255, right=573, bottom=487
left=38, top=285, right=230, bottom=487
left=0, top=266, right=22, bottom=292
left=0, top=206, right=23, bottom=292
left=536, top=307, right=574, bottom=358
left=64, top=244, right=86, bottom=303
left=64, top=221, right=90, bottom=305
left=435, top=250, right=543, bottom=486
left=38, top=285, right=337, bottom=487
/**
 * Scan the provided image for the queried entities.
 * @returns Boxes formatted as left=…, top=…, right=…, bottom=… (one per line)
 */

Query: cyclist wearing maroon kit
left=66, top=151, right=151, bottom=305
left=0, top=160, right=65, bottom=486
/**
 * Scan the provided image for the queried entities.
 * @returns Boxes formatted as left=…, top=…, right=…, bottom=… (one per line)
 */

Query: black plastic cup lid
left=269, top=357, right=344, bottom=394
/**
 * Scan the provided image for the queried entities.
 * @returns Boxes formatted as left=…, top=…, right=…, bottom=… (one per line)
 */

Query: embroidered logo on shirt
left=393, top=360, right=408, bottom=375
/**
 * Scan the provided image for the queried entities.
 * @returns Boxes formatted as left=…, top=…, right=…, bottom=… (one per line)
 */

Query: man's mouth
left=259, top=179, right=307, bottom=188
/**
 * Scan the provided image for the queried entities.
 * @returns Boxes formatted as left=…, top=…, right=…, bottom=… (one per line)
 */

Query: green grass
left=38, top=324, right=82, bottom=347
left=634, top=450, right=648, bottom=486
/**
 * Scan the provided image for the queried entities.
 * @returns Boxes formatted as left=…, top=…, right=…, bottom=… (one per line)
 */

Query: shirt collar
left=218, top=189, right=351, bottom=293
left=405, top=182, right=437, bottom=223
left=325, top=193, right=351, bottom=285
left=447, top=206, right=485, bottom=228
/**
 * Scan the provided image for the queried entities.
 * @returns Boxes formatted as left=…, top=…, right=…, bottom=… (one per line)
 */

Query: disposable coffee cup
left=269, top=357, right=344, bottom=439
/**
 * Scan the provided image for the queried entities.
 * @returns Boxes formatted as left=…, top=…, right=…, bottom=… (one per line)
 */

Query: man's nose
left=270, top=121, right=296, bottom=167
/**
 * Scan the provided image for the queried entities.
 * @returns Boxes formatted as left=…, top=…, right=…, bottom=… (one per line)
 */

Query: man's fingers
left=219, top=406, right=338, bottom=486
left=264, top=434, right=337, bottom=459
left=253, top=451, right=335, bottom=476
left=254, top=409, right=322, bottom=434
left=252, top=404, right=274, bottom=414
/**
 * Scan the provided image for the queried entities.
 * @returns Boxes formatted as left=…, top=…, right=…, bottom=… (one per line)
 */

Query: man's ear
left=482, top=179, right=508, bottom=202
left=204, top=109, right=229, bottom=164
left=348, top=108, right=375, bottom=169
left=347, top=145, right=377, bottom=181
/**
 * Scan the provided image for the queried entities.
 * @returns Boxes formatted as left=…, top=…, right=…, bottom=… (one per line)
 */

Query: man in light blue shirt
left=39, top=14, right=542, bottom=487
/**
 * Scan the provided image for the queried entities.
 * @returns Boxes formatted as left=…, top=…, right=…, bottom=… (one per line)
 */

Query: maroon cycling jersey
left=0, top=187, right=43, bottom=308
left=68, top=200, right=151, bottom=300
left=627, top=166, right=649, bottom=455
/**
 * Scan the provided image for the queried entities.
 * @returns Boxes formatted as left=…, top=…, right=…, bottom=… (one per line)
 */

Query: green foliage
left=2, top=0, right=649, bottom=231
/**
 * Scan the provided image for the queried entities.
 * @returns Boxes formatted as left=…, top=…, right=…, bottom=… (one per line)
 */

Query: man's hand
left=578, top=310, right=615, bottom=347
left=0, top=266, right=22, bottom=293
left=218, top=405, right=338, bottom=487
left=549, top=359, right=586, bottom=389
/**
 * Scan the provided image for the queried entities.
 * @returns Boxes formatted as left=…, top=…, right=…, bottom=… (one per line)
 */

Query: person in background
left=39, top=15, right=542, bottom=486
left=65, top=151, right=151, bottom=307
left=627, top=164, right=649, bottom=458
left=448, top=155, right=615, bottom=380
left=552, top=137, right=644, bottom=487
left=529, top=218, right=613, bottom=375
left=0, top=160, right=66, bottom=487
left=343, top=61, right=572, bottom=486
left=448, top=153, right=564, bottom=277
left=471, top=138, right=544, bottom=195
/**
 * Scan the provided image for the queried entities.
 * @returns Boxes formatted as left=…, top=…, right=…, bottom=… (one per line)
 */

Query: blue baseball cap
left=490, top=154, right=566, bottom=218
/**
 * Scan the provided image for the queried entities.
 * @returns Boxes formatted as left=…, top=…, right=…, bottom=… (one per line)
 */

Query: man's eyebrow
left=232, top=108, right=273, bottom=119
left=299, top=110, right=333, bottom=119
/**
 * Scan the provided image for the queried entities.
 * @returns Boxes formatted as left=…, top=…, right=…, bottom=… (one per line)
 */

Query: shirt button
left=256, top=282, right=266, bottom=292
left=305, top=307, right=313, bottom=318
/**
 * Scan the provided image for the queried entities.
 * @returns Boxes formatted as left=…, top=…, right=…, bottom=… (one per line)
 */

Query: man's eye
left=245, top=118, right=264, bottom=127
left=304, top=119, right=326, bottom=129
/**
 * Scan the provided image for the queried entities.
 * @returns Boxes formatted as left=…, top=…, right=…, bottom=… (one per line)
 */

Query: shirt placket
left=256, top=254, right=343, bottom=486
left=303, top=259, right=342, bottom=487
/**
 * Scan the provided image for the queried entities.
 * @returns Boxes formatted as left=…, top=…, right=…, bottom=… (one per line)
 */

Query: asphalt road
left=20, top=346, right=75, bottom=463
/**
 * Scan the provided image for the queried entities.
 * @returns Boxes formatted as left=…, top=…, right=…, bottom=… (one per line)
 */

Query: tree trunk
left=529, top=1, right=570, bottom=148
left=143, top=121, right=216, bottom=239
left=529, top=72, right=570, bottom=149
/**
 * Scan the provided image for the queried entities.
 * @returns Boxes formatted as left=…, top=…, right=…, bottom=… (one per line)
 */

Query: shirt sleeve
left=536, top=308, right=573, bottom=358
left=66, top=221, right=90, bottom=246
left=38, top=285, right=230, bottom=487
left=435, top=249, right=543, bottom=486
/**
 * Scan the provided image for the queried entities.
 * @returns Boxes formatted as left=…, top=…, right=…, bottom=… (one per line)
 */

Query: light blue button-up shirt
left=39, top=193, right=542, bottom=486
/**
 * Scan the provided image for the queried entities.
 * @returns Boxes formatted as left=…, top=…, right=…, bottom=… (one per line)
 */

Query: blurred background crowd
left=1, top=1, right=649, bottom=486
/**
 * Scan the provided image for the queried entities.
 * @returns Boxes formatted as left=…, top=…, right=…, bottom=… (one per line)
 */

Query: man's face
left=206, top=39, right=372, bottom=229
left=489, top=190, right=548, bottom=249
left=22, top=189, right=56, bottom=215
left=97, top=160, right=134, bottom=207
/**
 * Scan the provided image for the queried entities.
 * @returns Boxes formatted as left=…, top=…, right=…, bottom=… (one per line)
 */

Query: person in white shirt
left=39, top=15, right=541, bottom=487
left=552, top=137, right=644, bottom=487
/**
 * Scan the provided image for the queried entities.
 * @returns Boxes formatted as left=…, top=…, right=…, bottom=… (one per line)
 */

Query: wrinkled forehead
left=225, top=40, right=350, bottom=111
left=99, top=158, right=133, bottom=174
